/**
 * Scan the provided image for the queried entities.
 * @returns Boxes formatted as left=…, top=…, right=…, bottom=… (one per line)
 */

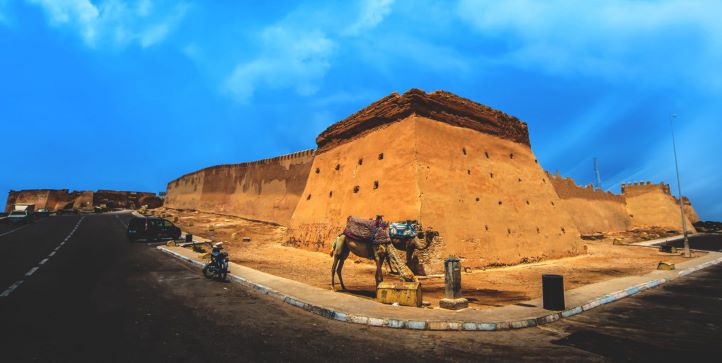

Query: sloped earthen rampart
left=546, top=172, right=632, bottom=233
left=288, top=89, right=582, bottom=273
left=622, top=181, right=697, bottom=232
left=164, top=150, right=315, bottom=225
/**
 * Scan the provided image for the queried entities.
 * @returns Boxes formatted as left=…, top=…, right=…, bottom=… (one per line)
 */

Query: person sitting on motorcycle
left=210, top=242, right=227, bottom=268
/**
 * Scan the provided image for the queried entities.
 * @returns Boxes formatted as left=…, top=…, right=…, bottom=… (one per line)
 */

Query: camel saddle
left=343, top=216, right=391, bottom=245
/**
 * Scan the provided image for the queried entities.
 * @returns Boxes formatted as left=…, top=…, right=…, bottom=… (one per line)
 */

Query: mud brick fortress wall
left=164, top=150, right=315, bottom=225
left=547, top=172, right=632, bottom=234
left=162, top=88, right=700, bottom=274
left=621, top=182, right=697, bottom=231
left=547, top=175, right=698, bottom=234
left=287, top=89, right=582, bottom=273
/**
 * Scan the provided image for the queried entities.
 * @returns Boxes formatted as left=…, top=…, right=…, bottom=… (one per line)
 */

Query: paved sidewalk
left=158, top=244, right=722, bottom=331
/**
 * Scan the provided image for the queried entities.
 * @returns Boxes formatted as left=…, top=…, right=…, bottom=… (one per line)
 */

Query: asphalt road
left=662, top=233, right=722, bottom=252
left=1, top=214, right=721, bottom=362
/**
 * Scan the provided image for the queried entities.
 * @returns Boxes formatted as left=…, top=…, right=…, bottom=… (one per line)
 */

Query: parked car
left=7, top=210, right=33, bottom=224
left=36, top=208, right=50, bottom=217
left=56, top=208, right=79, bottom=215
left=127, top=216, right=181, bottom=242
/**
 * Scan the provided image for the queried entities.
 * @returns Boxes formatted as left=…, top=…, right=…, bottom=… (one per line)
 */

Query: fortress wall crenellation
left=546, top=171, right=626, bottom=203
left=620, top=181, right=671, bottom=196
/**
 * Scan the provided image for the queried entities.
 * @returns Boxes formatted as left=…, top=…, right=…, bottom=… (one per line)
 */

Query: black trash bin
left=542, top=274, right=565, bottom=310
left=185, top=233, right=193, bottom=243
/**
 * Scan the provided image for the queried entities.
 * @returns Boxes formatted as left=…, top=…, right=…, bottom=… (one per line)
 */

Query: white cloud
left=27, top=0, right=188, bottom=48
left=221, top=0, right=397, bottom=103
left=226, top=27, right=335, bottom=102
left=456, top=0, right=722, bottom=89
left=344, top=0, right=394, bottom=36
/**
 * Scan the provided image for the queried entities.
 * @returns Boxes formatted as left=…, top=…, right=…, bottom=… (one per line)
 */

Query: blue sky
left=1, top=0, right=720, bottom=220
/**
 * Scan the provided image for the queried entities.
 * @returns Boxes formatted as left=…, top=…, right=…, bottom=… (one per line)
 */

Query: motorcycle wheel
left=202, top=264, right=214, bottom=279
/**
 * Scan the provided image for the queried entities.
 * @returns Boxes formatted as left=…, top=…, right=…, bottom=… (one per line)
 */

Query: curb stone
left=158, top=246, right=722, bottom=331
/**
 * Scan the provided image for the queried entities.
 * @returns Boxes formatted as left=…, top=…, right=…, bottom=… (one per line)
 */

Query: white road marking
left=0, top=280, right=23, bottom=297
left=0, top=216, right=86, bottom=298
left=0, top=224, right=30, bottom=238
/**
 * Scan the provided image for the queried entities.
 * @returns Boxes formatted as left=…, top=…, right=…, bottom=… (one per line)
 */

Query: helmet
left=213, top=242, right=224, bottom=249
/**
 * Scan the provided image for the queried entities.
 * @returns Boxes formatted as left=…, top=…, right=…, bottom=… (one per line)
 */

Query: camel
left=388, top=221, right=436, bottom=274
left=330, top=225, right=438, bottom=291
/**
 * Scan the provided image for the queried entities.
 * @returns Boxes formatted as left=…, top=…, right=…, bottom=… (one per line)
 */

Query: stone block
left=439, top=298, right=469, bottom=310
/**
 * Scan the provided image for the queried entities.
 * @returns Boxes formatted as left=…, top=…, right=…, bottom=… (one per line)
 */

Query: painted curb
left=158, top=246, right=722, bottom=331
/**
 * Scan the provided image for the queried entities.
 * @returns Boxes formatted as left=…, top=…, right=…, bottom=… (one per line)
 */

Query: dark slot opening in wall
left=373, top=180, right=379, bottom=189
left=462, top=147, right=467, bottom=155
left=526, top=200, right=530, bottom=205
left=509, top=153, right=514, bottom=159
left=561, top=227, right=566, bottom=233
left=329, top=191, right=333, bottom=198
left=485, top=151, right=489, bottom=158
left=475, top=197, right=480, bottom=202
left=358, top=158, right=363, bottom=165
left=518, top=178, right=522, bottom=182
left=315, top=168, right=320, bottom=174
left=467, top=170, right=471, bottom=175
left=498, top=200, right=502, bottom=205
left=490, top=172, right=494, bottom=178
left=353, top=185, right=360, bottom=193
left=306, top=194, right=311, bottom=200
left=536, top=227, right=540, bottom=233
left=335, top=164, right=340, bottom=171
left=507, top=228, right=511, bottom=234
left=551, top=201, right=555, bottom=206
left=378, top=153, right=384, bottom=160
left=485, top=225, right=489, bottom=231
left=542, top=178, right=546, bottom=183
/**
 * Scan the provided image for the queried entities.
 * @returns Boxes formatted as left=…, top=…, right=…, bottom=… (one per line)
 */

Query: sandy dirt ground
left=150, top=207, right=703, bottom=309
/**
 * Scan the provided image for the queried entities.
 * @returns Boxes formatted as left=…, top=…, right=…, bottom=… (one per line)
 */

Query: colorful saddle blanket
left=389, top=222, right=417, bottom=240
left=343, top=216, right=390, bottom=244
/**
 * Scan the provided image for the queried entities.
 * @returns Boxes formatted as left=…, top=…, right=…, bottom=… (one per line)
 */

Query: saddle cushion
left=344, top=216, right=390, bottom=244
left=389, top=222, right=417, bottom=240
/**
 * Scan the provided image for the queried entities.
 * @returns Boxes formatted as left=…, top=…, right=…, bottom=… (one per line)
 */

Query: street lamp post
left=670, top=113, right=691, bottom=258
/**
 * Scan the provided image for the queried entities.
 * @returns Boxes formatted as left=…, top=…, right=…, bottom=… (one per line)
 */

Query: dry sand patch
left=153, top=208, right=702, bottom=309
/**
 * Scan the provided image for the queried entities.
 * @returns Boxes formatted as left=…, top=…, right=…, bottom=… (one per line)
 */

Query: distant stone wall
left=164, top=150, right=315, bottom=225
left=94, top=190, right=160, bottom=209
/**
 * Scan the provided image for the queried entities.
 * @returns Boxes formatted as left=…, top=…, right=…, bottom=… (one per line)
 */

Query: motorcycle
left=202, top=243, right=229, bottom=281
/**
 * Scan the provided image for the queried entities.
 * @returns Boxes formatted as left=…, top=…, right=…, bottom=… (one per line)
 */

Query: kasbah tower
left=286, top=88, right=582, bottom=273
left=165, top=89, right=698, bottom=274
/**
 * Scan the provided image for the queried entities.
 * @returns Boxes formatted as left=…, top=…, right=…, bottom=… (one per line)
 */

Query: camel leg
left=406, top=243, right=416, bottom=274
left=373, top=246, right=385, bottom=286
left=336, top=251, right=348, bottom=291
left=331, top=254, right=339, bottom=290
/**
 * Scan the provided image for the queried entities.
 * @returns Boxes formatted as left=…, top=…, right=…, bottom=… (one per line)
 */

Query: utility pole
left=671, top=113, right=691, bottom=258
left=593, top=157, right=602, bottom=190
